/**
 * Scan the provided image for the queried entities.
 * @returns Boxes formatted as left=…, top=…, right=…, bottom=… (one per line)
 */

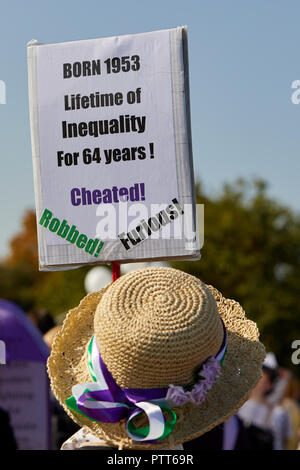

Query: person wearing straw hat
left=47, top=267, right=265, bottom=450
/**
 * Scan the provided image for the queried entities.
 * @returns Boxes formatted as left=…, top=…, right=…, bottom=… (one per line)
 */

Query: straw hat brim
left=48, top=283, right=265, bottom=450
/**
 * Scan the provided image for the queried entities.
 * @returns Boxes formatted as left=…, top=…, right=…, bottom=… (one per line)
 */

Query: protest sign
left=28, top=27, right=199, bottom=270
left=0, top=300, right=51, bottom=449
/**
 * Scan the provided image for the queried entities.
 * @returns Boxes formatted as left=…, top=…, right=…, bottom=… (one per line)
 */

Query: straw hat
left=48, top=267, right=265, bottom=449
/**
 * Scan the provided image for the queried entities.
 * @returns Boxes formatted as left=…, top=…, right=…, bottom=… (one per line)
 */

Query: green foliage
left=0, top=211, right=91, bottom=317
left=33, top=267, right=89, bottom=316
left=172, top=179, right=300, bottom=375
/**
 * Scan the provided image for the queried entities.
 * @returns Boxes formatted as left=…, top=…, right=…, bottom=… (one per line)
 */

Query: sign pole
left=112, top=262, right=120, bottom=282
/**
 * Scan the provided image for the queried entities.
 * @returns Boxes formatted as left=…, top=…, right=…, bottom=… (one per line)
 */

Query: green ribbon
left=127, top=407, right=177, bottom=440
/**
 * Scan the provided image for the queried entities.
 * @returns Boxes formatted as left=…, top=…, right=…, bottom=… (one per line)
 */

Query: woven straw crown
left=94, top=268, right=224, bottom=388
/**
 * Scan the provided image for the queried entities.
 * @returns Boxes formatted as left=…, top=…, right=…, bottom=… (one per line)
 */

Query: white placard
left=0, top=361, right=50, bottom=450
left=28, top=27, right=199, bottom=269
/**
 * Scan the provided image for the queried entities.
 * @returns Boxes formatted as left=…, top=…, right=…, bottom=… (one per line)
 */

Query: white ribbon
left=126, top=401, right=166, bottom=442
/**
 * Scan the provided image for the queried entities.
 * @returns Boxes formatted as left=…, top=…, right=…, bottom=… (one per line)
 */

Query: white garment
left=271, top=406, right=294, bottom=450
left=238, top=400, right=271, bottom=429
left=61, top=428, right=184, bottom=450
left=238, top=400, right=293, bottom=450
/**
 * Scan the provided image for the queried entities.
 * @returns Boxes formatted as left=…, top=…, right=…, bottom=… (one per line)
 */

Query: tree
left=172, top=179, right=300, bottom=375
left=5, top=211, right=38, bottom=269
left=1, top=210, right=88, bottom=315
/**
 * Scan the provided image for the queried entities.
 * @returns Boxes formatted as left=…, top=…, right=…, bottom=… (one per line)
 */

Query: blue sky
left=1, top=0, right=300, bottom=257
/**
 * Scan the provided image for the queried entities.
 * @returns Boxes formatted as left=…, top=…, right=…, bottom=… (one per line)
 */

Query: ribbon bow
left=66, top=336, right=177, bottom=442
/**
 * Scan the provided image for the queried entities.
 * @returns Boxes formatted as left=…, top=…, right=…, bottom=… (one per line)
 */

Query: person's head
left=263, top=352, right=279, bottom=395
left=48, top=267, right=266, bottom=449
